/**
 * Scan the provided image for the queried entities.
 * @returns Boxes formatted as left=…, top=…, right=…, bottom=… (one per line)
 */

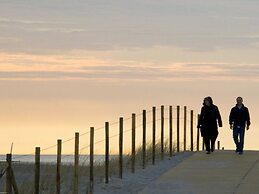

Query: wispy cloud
left=1, top=0, right=259, bottom=53
left=0, top=18, right=72, bottom=25
left=1, top=53, right=258, bottom=82
left=30, top=28, right=89, bottom=33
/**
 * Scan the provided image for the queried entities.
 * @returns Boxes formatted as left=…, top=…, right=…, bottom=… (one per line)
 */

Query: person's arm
left=216, top=107, right=223, bottom=127
left=246, top=107, right=251, bottom=130
left=229, top=108, right=234, bottom=129
left=197, top=108, right=203, bottom=128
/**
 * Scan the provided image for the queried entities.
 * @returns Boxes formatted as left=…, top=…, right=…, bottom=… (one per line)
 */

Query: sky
left=0, top=0, right=259, bottom=154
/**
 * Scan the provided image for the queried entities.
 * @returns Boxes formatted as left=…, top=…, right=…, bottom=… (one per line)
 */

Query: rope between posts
left=12, top=106, right=196, bottom=162
left=79, top=118, right=162, bottom=153
left=56, top=111, right=157, bottom=162
left=12, top=109, right=154, bottom=161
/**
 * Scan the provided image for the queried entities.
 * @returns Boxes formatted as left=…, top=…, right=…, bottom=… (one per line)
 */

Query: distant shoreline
left=0, top=154, right=121, bottom=165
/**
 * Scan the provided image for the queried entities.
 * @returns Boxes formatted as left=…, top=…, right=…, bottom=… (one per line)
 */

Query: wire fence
left=0, top=105, right=209, bottom=194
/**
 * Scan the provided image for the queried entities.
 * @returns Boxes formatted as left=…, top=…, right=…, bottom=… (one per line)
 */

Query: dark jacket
left=198, top=105, right=222, bottom=137
left=229, top=104, right=250, bottom=127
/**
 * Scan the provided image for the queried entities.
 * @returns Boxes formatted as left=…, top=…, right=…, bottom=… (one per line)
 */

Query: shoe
left=206, top=151, right=211, bottom=154
left=235, top=149, right=239, bottom=153
left=239, top=152, right=243, bottom=155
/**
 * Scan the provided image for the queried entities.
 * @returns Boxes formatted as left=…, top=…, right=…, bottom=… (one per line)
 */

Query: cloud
left=0, top=18, right=72, bottom=25
left=0, top=53, right=258, bottom=82
left=30, top=28, right=89, bottom=33
left=1, top=0, right=259, bottom=53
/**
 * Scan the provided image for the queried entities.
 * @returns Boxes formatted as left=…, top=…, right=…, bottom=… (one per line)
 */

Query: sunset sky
left=1, top=0, right=259, bottom=154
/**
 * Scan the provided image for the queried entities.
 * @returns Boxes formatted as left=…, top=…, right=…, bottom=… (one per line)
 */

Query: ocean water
left=0, top=155, right=118, bottom=165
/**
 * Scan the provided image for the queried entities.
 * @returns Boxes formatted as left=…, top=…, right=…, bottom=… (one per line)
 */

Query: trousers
left=233, top=126, right=245, bottom=152
left=203, top=130, right=218, bottom=152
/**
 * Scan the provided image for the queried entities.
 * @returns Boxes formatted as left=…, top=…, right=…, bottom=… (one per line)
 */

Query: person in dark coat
left=198, top=97, right=223, bottom=154
left=229, top=97, right=250, bottom=155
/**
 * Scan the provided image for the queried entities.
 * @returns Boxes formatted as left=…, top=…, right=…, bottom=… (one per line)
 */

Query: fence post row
left=89, top=127, right=94, bottom=194
left=5, top=104, right=219, bottom=193
left=152, top=107, right=156, bottom=165
left=131, top=113, right=136, bottom=173
left=161, top=105, right=164, bottom=160
left=142, top=110, right=146, bottom=169
left=56, top=139, right=62, bottom=194
left=73, top=132, right=79, bottom=194
left=119, top=117, right=123, bottom=179
left=34, top=147, right=40, bottom=194
left=177, top=106, right=180, bottom=152
left=169, top=106, right=173, bottom=157
left=105, top=122, right=109, bottom=183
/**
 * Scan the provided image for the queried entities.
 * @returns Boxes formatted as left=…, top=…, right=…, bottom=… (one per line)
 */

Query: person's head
left=203, top=96, right=213, bottom=106
left=236, top=96, right=243, bottom=106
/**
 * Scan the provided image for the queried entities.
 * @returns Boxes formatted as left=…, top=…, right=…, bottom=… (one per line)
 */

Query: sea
left=0, top=155, right=118, bottom=165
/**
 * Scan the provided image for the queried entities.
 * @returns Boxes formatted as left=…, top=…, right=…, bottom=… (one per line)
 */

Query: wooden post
left=161, top=105, right=164, bottom=160
left=73, top=132, right=79, bottom=194
left=56, top=139, right=62, bottom=194
left=152, top=107, right=156, bottom=165
left=105, top=122, right=109, bottom=183
left=6, top=153, right=19, bottom=194
left=177, top=106, right=180, bottom=152
left=34, top=147, right=40, bottom=194
left=169, top=106, right=173, bottom=157
left=142, top=110, right=146, bottom=169
left=184, top=106, right=187, bottom=151
left=6, top=154, right=12, bottom=194
left=197, top=114, right=200, bottom=151
left=89, top=127, right=94, bottom=194
left=119, top=117, right=123, bottom=179
left=10, top=168, right=19, bottom=194
left=131, top=113, right=136, bottom=173
left=218, top=141, right=220, bottom=150
left=190, top=110, right=194, bottom=152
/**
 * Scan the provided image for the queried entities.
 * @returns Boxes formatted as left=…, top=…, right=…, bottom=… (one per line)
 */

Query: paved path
left=139, top=151, right=259, bottom=194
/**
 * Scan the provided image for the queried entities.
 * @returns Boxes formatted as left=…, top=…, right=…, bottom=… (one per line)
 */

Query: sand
left=94, top=152, right=193, bottom=194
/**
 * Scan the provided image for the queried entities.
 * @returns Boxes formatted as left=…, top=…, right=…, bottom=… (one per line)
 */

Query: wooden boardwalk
left=139, top=150, right=259, bottom=194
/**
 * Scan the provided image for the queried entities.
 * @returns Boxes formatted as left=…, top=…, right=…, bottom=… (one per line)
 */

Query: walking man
left=229, top=97, right=251, bottom=155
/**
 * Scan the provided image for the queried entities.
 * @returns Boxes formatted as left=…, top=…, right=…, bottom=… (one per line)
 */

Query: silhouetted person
left=229, top=97, right=250, bottom=155
left=198, top=97, right=223, bottom=154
